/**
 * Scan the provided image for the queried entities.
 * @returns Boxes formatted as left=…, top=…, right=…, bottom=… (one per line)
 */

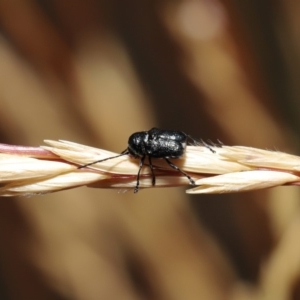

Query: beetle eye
left=128, top=144, right=138, bottom=156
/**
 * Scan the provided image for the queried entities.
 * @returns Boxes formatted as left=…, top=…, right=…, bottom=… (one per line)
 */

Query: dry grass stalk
left=0, top=140, right=299, bottom=196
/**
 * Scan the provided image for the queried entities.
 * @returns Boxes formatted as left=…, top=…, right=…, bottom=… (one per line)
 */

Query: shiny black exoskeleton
left=80, top=128, right=204, bottom=193
left=128, top=128, right=187, bottom=159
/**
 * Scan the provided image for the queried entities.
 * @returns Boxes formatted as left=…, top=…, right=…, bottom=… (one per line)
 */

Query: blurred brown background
left=0, top=0, right=300, bottom=299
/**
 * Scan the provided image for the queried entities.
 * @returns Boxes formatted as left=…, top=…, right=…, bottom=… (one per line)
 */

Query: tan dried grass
left=0, top=141, right=299, bottom=196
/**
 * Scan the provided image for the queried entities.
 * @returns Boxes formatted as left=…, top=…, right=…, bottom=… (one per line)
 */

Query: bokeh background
left=0, top=1, right=300, bottom=299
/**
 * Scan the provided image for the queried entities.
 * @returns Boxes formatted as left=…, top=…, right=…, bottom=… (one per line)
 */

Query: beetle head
left=127, top=131, right=148, bottom=157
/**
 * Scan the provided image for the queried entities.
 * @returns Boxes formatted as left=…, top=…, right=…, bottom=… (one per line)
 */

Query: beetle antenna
left=78, top=149, right=129, bottom=169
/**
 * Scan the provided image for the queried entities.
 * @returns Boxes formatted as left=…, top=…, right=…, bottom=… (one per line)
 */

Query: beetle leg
left=134, top=155, right=146, bottom=193
left=164, top=158, right=195, bottom=185
left=148, top=156, right=156, bottom=186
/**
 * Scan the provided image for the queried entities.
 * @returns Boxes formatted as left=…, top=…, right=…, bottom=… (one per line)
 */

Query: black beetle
left=79, top=128, right=213, bottom=193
